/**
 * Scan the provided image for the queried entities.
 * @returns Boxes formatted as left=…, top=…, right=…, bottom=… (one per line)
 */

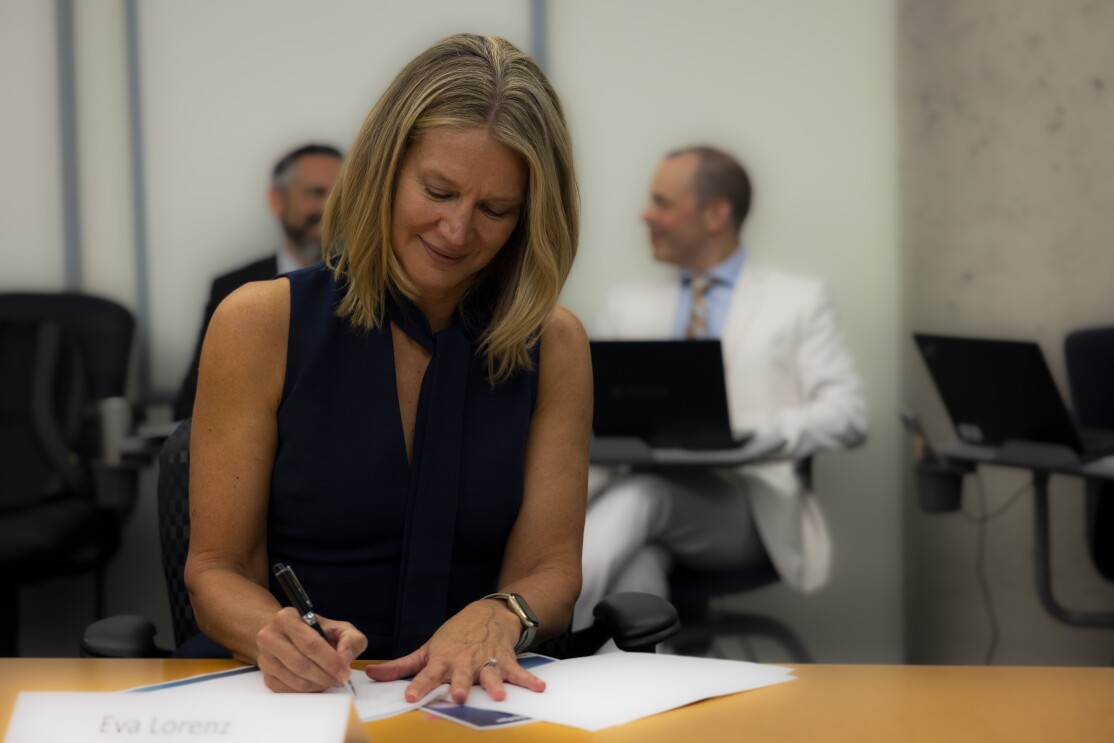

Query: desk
left=935, top=441, right=1114, bottom=628
left=3, top=659, right=1113, bottom=742
left=590, top=433, right=785, bottom=468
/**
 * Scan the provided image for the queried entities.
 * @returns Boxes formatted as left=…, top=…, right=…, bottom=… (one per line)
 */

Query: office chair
left=664, top=458, right=814, bottom=663
left=1064, top=327, right=1114, bottom=583
left=82, top=419, right=680, bottom=658
left=0, top=292, right=140, bottom=656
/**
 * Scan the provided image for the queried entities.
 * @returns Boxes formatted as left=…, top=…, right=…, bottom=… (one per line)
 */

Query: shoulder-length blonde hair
left=322, top=33, right=579, bottom=384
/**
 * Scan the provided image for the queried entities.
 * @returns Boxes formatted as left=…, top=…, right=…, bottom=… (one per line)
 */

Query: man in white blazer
left=573, top=146, right=867, bottom=631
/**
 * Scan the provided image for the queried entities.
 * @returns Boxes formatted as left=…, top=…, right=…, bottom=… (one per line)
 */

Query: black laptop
left=913, top=333, right=1114, bottom=461
left=590, top=340, right=751, bottom=450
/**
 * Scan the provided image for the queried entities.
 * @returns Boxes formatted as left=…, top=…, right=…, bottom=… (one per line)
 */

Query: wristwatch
left=482, top=592, right=539, bottom=653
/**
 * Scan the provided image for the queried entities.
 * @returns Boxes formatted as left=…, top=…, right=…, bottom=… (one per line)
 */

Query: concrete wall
left=900, top=0, right=1114, bottom=665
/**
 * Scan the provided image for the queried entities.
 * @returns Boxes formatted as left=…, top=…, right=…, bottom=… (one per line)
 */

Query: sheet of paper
left=344, top=674, right=448, bottom=721
left=458, top=652, right=795, bottom=731
left=421, top=653, right=556, bottom=730
left=129, top=664, right=447, bottom=722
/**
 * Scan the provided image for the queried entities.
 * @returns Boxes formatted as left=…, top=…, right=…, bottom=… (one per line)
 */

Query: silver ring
left=480, top=657, right=498, bottom=670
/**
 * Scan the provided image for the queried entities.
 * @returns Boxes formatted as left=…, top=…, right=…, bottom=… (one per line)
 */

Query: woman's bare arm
left=184, top=278, right=365, bottom=690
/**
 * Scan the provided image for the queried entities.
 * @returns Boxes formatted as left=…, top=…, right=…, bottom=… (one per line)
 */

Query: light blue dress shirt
left=671, top=246, right=746, bottom=340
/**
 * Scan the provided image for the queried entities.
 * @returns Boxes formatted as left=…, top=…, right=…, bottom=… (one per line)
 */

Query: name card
left=3, top=691, right=350, bottom=743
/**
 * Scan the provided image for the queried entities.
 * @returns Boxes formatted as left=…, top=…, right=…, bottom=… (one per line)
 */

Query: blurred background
left=1, top=0, right=1112, bottom=665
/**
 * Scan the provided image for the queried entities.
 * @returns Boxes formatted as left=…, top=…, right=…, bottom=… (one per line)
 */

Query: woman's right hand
left=255, top=607, right=367, bottom=692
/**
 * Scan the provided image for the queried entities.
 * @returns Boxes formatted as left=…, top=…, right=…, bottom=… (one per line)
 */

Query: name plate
left=3, top=691, right=350, bottom=743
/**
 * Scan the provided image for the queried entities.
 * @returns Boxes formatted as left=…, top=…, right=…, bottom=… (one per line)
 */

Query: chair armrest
left=80, top=614, right=168, bottom=658
left=593, top=592, right=681, bottom=652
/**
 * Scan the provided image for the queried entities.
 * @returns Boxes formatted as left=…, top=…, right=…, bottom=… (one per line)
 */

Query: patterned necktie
left=685, top=274, right=713, bottom=340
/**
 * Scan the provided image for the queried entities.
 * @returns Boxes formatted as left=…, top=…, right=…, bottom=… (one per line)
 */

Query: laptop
left=589, top=339, right=751, bottom=450
left=913, top=333, right=1114, bottom=461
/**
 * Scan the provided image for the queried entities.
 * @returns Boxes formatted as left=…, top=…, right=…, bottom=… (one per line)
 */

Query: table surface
left=936, top=440, right=1114, bottom=480
left=589, top=432, right=785, bottom=468
left=3, top=659, right=1113, bottom=742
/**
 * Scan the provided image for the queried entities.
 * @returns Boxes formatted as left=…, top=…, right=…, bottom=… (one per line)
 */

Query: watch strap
left=482, top=592, right=538, bottom=653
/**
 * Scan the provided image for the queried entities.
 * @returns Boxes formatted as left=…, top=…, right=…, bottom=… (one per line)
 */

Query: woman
left=183, top=34, right=590, bottom=705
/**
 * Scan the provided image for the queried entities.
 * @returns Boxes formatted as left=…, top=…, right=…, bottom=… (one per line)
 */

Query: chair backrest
left=156, top=419, right=199, bottom=648
left=0, top=292, right=133, bottom=513
left=668, top=559, right=780, bottom=603
left=1065, top=328, right=1114, bottom=429
left=1063, top=327, right=1114, bottom=582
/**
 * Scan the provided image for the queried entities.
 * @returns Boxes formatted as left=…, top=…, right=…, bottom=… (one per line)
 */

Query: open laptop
left=913, top=333, right=1114, bottom=462
left=590, top=339, right=751, bottom=450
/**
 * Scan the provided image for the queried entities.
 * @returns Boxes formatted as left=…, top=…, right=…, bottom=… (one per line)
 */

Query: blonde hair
left=322, top=33, right=579, bottom=384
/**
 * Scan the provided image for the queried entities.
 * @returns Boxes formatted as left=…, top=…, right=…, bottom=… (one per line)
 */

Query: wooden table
left=2, top=659, right=1113, bottom=742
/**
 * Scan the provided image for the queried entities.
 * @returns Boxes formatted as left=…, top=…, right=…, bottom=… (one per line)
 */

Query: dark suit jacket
left=173, top=255, right=278, bottom=420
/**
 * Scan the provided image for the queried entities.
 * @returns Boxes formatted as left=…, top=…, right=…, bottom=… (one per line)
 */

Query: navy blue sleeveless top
left=266, top=265, right=538, bottom=658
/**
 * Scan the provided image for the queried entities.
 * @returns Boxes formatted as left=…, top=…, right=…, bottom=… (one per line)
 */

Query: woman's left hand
left=364, top=599, right=546, bottom=703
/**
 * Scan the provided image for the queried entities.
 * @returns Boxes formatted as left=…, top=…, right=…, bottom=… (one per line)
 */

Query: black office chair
left=0, top=292, right=141, bottom=656
left=664, top=458, right=814, bottom=663
left=1064, top=327, right=1114, bottom=583
left=82, top=419, right=680, bottom=658
left=667, top=561, right=811, bottom=662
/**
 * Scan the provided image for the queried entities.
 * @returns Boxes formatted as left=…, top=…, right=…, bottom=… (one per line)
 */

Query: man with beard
left=173, top=144, right=343, bottom=420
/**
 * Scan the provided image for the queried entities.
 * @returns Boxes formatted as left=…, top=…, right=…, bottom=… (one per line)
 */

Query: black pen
left=272, top=562, right=356, bottom=696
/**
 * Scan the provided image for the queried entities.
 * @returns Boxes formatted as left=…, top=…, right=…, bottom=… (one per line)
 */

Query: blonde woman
left=184, top=34, right=588, bottom=705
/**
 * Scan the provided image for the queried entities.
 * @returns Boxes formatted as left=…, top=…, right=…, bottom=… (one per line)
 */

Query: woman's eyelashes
left=481, top=205, right=515, bottom=219
left=424, top=185, right=515, bottom=220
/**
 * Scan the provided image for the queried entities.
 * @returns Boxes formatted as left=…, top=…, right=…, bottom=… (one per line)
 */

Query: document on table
left=128, top=665, right=447, bottom=722
left=124, top=653, right=794, bottom=731
left=422, top=653, right=557, bottom=730
left=457, top=652, right=796, bottom=732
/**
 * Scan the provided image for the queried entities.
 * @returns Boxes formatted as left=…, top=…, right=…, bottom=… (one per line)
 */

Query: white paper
left=458, top=652, right=796, bottom=731
left=343, top=674, right=449, bottom=721
left=128, top=664, right=447, bottom=723
left=3, top=691, right=349, bottom=743
left=419, top=653, right=557, bottom=730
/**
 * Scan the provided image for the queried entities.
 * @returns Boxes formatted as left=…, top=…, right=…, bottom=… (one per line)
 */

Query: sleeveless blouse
left=266, top=265, right=538, bottom=658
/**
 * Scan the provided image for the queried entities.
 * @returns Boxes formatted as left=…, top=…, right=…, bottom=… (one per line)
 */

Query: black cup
left=915, top=459, right=966, bottom=513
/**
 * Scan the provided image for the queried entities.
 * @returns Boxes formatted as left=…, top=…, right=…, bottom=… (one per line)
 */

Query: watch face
left=509, top=593, right=539, bottom=626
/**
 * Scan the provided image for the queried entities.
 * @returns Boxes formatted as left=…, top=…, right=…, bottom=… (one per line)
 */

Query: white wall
left=73, top=0, right=137, bottom=308
left=13, top=0, right=534, bottom=656
left=900, top=0, right=1114, bottom=666
left=10, top=0, right=902, bottom=662
left=551, top=0, right=903, bottom=662
left=0, top=0, right=66, bottom=289
left=137, top=0, right=532, bottom=392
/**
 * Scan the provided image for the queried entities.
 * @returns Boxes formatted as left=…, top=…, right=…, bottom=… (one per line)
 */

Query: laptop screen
left=589, top=340, right=739, bottom=450
left=913, top=333, right=1084, bottom=453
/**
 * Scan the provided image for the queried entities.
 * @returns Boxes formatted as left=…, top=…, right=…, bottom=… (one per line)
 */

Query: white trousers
left=573, top=468, right=767, bottom=631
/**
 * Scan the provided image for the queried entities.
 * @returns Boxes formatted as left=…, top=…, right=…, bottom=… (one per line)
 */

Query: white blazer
left=594, top=260, right=868, bottom=592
